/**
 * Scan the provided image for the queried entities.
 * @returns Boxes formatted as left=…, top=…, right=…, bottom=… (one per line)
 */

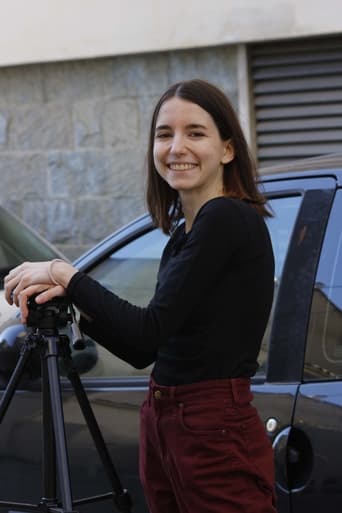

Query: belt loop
left=169, top=385, right=176, bottom=400
left=231, top=380, right=240, bottom=405
left=148, top=377, right=154, bottom=405
left=231, top=379, right=252, bottom=405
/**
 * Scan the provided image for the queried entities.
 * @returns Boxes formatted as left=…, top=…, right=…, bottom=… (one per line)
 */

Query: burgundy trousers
left=139, top=377, right=277, bottom=513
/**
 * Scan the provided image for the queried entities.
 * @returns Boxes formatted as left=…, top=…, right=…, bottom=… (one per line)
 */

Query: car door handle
left=273, top=426, right=313, bottom=492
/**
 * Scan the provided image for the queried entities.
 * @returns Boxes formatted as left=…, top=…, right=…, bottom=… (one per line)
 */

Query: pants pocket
left=178, top=398, right=238, bottom=436
left=241, top=412, right=276, bottom=495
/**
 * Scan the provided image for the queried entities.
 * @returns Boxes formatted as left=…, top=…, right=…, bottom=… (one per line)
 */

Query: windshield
left=0, top=207, right=61, bottom=285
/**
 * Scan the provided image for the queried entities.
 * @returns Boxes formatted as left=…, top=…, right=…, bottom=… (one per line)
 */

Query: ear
left=221, top=139, right=235, bottom=164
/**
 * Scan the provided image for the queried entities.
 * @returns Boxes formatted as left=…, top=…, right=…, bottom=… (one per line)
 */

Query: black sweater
left=67, top=197, right=275, bottom=385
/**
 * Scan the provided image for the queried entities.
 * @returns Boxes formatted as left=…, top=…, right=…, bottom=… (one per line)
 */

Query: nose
left=169, top=134, right=186, bottom=155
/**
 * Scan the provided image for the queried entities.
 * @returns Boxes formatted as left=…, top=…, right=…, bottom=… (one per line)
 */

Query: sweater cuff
left=66, top=271, right=88, bottom=296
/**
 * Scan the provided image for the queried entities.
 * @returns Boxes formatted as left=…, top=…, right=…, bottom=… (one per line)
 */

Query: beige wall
left=1, top=0, right=342, bottom=67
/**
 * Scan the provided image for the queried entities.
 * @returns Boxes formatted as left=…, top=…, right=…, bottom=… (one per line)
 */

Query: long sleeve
left=79, top=315, right=156, bottom=369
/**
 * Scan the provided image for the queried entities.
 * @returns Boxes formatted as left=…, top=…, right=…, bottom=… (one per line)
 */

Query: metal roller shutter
left=250, top=36, right=342, bottom=167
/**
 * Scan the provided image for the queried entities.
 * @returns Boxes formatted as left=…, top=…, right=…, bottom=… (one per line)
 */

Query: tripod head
left=27, top=295, right=84, bottom=349
left=27, top=295, right=70, bottom=330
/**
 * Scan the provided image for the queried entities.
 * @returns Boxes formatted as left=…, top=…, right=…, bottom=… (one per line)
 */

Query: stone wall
left=0, top=46, right=238, bottom=259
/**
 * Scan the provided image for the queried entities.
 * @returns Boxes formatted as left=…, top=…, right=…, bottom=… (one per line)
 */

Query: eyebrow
left=155, top=123, right=208, bottom=131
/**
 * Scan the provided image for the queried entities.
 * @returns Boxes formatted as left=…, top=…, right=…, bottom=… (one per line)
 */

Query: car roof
left=259, top=152, right=342, bottom=185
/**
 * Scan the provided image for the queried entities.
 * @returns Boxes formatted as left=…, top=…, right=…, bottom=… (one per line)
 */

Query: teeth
left=169, top=163, right=195, bottom=170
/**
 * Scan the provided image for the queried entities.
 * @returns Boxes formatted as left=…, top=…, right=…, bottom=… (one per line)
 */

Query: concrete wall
left=0, top=46, right=238, bottom=258
left=2, top=1, right=340, bottom=259
left=1, top=0, right=342, bottom=66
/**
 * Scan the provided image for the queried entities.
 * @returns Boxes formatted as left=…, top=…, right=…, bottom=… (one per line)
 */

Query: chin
left=167, top=180, right=195, bottom=191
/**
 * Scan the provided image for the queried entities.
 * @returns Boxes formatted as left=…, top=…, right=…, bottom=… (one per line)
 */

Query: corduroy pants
left=139, top=377, right=277, bottom=513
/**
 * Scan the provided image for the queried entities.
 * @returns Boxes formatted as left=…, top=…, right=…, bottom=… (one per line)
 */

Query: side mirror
left=0, top=320, right=98, bottom=387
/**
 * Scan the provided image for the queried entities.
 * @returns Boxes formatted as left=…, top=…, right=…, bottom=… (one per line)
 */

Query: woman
left=4, top=79, right=277, bottom=513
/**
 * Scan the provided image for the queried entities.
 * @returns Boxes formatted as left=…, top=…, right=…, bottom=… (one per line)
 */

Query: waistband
left=148, top=377, right=253, bottom=405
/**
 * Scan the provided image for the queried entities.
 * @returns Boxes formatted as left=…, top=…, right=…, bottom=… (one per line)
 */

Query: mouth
left=167, top=163, right=197, bottom=171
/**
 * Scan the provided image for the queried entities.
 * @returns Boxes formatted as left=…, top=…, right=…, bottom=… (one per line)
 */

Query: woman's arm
left=4, top=198, right=258, bottom=354
left=79, top=315, right=156, bottom=369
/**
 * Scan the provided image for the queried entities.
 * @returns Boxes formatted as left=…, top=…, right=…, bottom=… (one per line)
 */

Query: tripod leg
left=41, top=353, right=57, bottom=503
left=65, top=359, right=132, bottom=513
left=45, top=336, right=77, bottom=513
left=0, top=340, right=34, bottom=422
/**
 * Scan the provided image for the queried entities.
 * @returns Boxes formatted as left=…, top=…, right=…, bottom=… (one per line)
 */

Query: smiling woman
left=4, top=80, right=276, bottom=513
left=146, top=79, right=270, bottom=235
left=153, top=97, right=235, bottom=232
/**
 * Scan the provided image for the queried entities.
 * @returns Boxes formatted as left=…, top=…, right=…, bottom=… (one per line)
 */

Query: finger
left=4, top=282, right=15, bottom=304
left=9, top=284, right=21, bottom=307
left=6, top=273, right=31, bottom=306
left=4, top=265, right=21, bottom=282
left=4, top=273, right=21, bottom=304
left=4, top=264, right=25, bottom=289
left=19, top=292, right=29, bottom=324
left=18, top=284, right=53, bottom=323
left=11, top=272, right=53, bottom=306
left=35, top=285, right=66, bottom=304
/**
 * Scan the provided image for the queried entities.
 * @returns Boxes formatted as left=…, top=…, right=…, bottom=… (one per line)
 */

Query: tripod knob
left=71, top=322, right=85, bottom=350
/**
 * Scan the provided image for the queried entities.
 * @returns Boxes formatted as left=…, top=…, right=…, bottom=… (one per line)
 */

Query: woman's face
left=153, top=97, right=234, bottom=199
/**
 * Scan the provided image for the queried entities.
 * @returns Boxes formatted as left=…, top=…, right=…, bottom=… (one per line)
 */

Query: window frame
left=263, top=176, right=336, bottom=383
left=255, top=192, right=303, bottom=379
left=304, top=188, right=342, bottom=382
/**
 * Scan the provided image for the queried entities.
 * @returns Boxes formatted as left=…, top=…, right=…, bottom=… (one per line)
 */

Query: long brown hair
left=146, top=79, right=270, bottom=234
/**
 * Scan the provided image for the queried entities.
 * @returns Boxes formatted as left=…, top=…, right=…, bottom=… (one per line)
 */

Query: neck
left=180, top=189, right=224, bottom=233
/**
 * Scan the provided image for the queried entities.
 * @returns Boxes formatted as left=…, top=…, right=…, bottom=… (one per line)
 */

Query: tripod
left=0, top=296, right=132, bottom=513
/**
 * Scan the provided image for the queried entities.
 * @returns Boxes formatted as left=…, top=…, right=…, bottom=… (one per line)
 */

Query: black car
left=0, top=154, right=342, bottom=513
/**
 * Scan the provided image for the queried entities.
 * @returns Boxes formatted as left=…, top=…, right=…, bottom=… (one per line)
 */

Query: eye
left=189, top=131, right=205, bottom=138
left=155, top=131, right=172, bottom=139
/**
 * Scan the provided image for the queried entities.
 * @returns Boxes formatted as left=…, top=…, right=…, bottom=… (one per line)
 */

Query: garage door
left=250, top=36, right=342, bottom=167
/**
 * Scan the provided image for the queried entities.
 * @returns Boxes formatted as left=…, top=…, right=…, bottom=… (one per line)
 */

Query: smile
left=168, top=163, right=197, bottom=170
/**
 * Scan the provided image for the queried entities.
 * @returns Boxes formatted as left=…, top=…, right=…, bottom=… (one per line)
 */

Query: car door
left=0, top=175, right=338, bottom=513
left=74, top=175, right=337, bottom=513
left=288, top=188, right=342, bottom=513
left=252, top=175, right=337, bottom=513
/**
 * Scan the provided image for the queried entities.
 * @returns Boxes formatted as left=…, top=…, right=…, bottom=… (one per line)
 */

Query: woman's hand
left=4, top=260, right=78, bottom=323
left=4, top=261, right=55, bottom=305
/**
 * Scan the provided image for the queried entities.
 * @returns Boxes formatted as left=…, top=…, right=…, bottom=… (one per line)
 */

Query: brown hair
left=146, top=79, right=270, bottom=234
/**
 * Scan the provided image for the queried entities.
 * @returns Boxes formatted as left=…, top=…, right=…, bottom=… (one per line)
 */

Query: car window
left=304, top=190, right=342, bottom=381
left=256, top=195, right=302, bottom=375
left=78, top=229, right=169, bottom=378
left=87, top=229, right=169, bottom=306
left=78, top=195, right=302, bottom=379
